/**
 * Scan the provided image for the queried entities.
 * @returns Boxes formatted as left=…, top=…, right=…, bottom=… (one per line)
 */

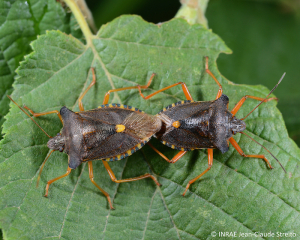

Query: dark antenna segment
left=241, top=73, right=285, bottom=121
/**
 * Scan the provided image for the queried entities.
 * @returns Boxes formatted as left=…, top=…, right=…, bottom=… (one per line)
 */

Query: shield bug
left=8, top=69, right=161, bottom=209
left=135, top=56, right=286, bottom=196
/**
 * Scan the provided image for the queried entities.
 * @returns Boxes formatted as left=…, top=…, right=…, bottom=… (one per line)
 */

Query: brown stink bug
left=134, top=56, right=286, bottom=196
left=8, top=69, right=161, bottom=209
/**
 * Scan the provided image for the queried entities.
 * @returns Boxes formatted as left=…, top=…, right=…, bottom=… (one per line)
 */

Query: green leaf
left=206, top=0, right=300, bottom=147
left=1, top=15, right=299, bottom=239
left=0, top=0, right=82, bottom=138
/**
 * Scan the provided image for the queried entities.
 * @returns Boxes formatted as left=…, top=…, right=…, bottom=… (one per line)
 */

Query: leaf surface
left=0, top=15, right=299, bottom=240
left=206, top=0, right=300, bottom=147
left=0, top=0, right=82, bottom=137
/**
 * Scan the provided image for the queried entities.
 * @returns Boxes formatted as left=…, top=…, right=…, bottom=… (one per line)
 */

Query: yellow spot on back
left=172, top=121, right=181, bottom=128
left=119, top=105, right=125, bottom=109
left=172, top=103, right=175, bottom=107
left=116, top=124, right=126, bottom=132
left=127, top=150, right=132, bottom=155
left=117, top=154, right=122, bottom=160
left=109, top=104, right=113, bottom=107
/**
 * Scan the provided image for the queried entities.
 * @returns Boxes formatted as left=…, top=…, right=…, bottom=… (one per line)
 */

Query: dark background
left=86, top=0, right=300, bottom=147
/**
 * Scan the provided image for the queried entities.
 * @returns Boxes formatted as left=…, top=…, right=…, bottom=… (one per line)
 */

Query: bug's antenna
left=7, top=95, right=51, bottom=138
left=240, top=131, right=286, bottom=173
left=36, top=150, right=55, bottom=187
left=241, top=73, right=285, bottom=121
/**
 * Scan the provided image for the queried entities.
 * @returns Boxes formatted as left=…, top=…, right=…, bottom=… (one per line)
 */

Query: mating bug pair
left=9, top=57, right=285, bottom=209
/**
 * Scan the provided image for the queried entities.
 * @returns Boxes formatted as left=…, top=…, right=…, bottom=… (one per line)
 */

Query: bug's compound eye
left=59, top=147, right=64, bottom=152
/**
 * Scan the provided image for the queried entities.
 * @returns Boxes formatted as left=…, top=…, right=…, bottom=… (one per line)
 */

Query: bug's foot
left=182, top=184, right=190, bottom=196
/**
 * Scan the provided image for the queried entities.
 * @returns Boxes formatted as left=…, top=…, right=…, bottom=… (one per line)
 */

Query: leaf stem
left=64, top=0, right=94, bottom=45
left=175, top=0, right=209, bottom=27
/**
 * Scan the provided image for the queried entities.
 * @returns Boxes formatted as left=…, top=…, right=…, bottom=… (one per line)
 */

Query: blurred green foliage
left=207, top=0, right=300, bottom=147
left=86, top=0, right=300, bottom=147
left=0, top=0, right=82, bottom=139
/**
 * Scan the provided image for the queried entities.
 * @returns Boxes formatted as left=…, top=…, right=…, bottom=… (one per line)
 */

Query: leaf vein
left=98, top=37, right=223, bottom=51
left=5, top=147, right=51, bottom=233
left=2, top=144, right=47, bottom=163
left=91, top=43, right=122, bottom=103
left=159, top=176, right=262, bottom=238
left=157, top=187, right=182, bottom=240
left=102, top=157, right=129, bottom=239
left=24, top=50, right=86, bottom=98
left=142, top=188, right=157, bottom=240
left=58, top=163, right=86, bottom=239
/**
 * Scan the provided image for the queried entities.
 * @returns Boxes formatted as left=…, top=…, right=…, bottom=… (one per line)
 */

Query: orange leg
left=23, top=105, right=63, bottom=124
left=44, top=167, right=72, bottom=197
left=231, top=95, right=278, bottom=117
left=88, top=162, right=114, bottom=209
left=36, top=150, right=55, bottom=188
left=78, top=68, right=96, bottom=111
left=182, top=148, right=213, bottom=196
left=7, top=96, right=53, bottom=138
left=102, top=73, right=156, bottom=104
left=102, top=160, right=161, bottom=186
left=104, top=72, right=194, bottom=104
left=138, top=81, right=193, bottom=101
left=229, top=137, right=273, bottom=169
left=23, top=63, right=99, bottom=122
left=136, top=57, right=222, bottom=101
left=205, top=56, right=222, bottom=99
left=147, top=142, right=187, bottom=163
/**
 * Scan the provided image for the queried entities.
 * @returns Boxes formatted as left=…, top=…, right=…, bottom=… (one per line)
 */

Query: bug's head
left=230, top=116, right=246, bottom=135
left=47, top=133, right=65, bottom=152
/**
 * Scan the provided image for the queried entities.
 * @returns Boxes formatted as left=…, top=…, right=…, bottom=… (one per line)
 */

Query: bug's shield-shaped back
left=208, top=95, right=231, bottom=153
left=60, top=106, right=161, bottom=169
left=156, top=95, right=233, bottom=153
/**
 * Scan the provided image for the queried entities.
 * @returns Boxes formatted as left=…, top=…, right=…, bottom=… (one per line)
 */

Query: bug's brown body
left=9, top=58, right=284, bottom=206
left=9, top=69, right=162, bottom=209
left=49, top=105, right=161, bottom=169
left=156, top=94, right=245, bottom=153
left=135, top=56, right=285, bottom=196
